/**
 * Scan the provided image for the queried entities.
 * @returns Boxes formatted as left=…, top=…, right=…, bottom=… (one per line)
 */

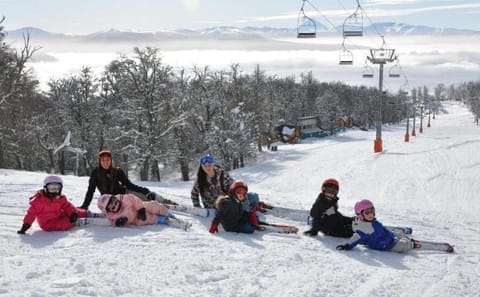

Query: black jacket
left=80, top=166, right=149, bottom=209
left=214, top=195, right=249, bottom=232
left=309, top=193, right=354, bottom=238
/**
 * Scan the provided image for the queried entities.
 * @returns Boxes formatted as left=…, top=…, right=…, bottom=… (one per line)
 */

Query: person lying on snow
left=97, top=193, right=182, bottom=228
left=17, top=175, right=89, bottom=234
left=336, top=199, right=419, bottom=253
left=208, top=180, right=264, bottom=234
left=304, top=178, right=354, bottom=238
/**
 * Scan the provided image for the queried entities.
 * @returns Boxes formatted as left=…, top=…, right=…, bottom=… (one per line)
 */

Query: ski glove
left=303, top=229, right=318, bottom=237
left=146, top=192, right=156, bottom=201
left=115, top=217, right=128, bottom=227
left=209, top=221, right=219, bottom=234
left=137, top=208, right=147, bottom=221
left=17, top=223, right=31, bottom=234
left=69, top=213, right=78, bottom=223
left=336, top=244, right=350, bottom=251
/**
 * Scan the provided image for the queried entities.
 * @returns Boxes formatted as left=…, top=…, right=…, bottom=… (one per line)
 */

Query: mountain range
left=6, top=23, right=480, bottom=43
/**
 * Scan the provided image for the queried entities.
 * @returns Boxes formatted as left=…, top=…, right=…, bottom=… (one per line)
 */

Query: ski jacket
left=213, top=195, right=249, bottom=232
left=22, top=190, right=87, bottom=231
left=81, top=166, right=150, bottom=209
left=102, top=194, right=169, bottom=227
left=309, top=193, right=353, bottom=237
left=190, top=165, right=233, bottom=208
left=343, top=218, right=396, bottom=251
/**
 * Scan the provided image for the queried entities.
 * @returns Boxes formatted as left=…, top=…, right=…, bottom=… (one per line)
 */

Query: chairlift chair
left=297, top=0, right=316, bottom=38
left=339, top=49, right=354, bottom=65
left=389, top=62, right=401, bottom=78
left=342, top=1, right=363, bottom=37
left=362, top=60, right=374, bottom=78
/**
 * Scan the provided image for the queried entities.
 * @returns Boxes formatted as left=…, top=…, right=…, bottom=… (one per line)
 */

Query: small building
left=297, top=116, right=328, bottom=139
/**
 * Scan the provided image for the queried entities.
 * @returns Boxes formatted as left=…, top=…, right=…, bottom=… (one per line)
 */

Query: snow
left=1, top=101, right=480, bottom=297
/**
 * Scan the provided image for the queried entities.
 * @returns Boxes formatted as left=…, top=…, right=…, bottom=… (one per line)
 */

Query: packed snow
left=1, top=101, right=479, bottom=297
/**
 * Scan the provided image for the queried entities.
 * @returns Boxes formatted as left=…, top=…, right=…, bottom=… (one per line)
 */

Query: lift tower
left=367, top=38, right=396, bottom=153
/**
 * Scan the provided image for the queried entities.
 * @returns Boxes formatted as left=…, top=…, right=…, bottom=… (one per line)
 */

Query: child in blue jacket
left=336, top=199, right=416, bottom=253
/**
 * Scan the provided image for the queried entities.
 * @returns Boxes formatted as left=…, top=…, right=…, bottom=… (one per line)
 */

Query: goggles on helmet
left=106, top=196, right=120, bottom=212
left=46, top=183, right=62, bottom=192
left=200, top=155, right=214, bottom=165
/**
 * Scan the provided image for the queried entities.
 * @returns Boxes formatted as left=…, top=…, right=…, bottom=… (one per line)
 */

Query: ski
left=164, top=204, right=210, bottom=218
left=77, top=217, right=111, bottom=226
left=166, top=216, right=192, bottom=231
left=413, top=239, right=454, bottom=253
left=258, top=221, right=299, bottom=234
left=263, top=206, right=309, bottom=222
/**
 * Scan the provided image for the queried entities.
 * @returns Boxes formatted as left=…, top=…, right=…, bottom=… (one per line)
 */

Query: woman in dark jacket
left=304, top=178, right=353, bottom=238
left=80, top=150, right=175, bottom=210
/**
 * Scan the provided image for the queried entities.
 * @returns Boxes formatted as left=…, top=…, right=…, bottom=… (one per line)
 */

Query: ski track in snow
left=1, top=101, right=480, bottom=296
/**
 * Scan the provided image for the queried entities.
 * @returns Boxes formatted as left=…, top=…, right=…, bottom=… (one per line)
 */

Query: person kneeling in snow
left=304, top=178, right=354, bottom=238
left=336, top=199, right=417, bottom=253
left=17, top=175, right=89, bottom=234
left=97, top=193, right=183, bottom=228
left=209, top=180, right=261, bottom=234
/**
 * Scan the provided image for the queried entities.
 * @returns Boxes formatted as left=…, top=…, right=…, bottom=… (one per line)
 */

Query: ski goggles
left=106, top=196, right=120, bottom=212
left=322, top=185, right=338, bottom=195
left=362, top=208, right=375, bottom=216
left=200, top=155, right=215, bottom=165
left=46, top=183, right=62, bottom=192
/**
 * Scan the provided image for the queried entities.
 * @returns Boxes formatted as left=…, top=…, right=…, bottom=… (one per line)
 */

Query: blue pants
left=157, top=213, right=174, bottom=224
left=238, top=221, right=255, bottom=234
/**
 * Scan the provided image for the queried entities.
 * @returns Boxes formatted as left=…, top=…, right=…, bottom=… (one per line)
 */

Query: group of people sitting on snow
left=17, top=150, right=423, bottom=254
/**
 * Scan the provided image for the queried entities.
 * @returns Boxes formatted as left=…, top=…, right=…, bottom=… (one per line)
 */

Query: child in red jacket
left=17, top=175, right=88, bottom=234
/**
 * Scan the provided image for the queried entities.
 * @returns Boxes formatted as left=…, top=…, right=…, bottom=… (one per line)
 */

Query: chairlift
left=389, top=61, right=401, bottom=78
left=342, top=0, right=363, bottom=37
left=339, top=39, right=353, bottom=65
left=297, top=0, right=316, bottom=38
left=362, top=59, right=374, bottom=78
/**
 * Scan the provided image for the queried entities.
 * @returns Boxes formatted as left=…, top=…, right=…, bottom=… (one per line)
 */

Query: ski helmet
left=43, top=175, right=63, bottom=197
left=354, top=199, right=375, bottom=220
left=228, top=180, right=248, bottom=195
left=322, top=178, right=339, bottom=192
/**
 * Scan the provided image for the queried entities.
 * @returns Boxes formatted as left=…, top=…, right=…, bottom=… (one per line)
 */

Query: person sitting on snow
left=191, top=155, right=271, bottom=212
left=208, top=180, right=262, bottom=234
left=97, top=193, right=189, bottom=229
left=304, top=178, right=354, bottom=238
left=17, top=175, right=90, bottom=234
left=335, top=199, right=420, bottom=253
left=80, top=150, right=177, bottom=210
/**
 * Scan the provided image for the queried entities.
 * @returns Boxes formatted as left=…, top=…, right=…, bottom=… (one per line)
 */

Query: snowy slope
left=1, top=101, right=479, bottom=297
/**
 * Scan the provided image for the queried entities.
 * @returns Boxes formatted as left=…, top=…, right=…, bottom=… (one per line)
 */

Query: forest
left=1, top=18, right=479, bottom=181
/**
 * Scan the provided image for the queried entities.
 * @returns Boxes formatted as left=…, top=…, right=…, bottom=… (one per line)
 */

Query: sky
left=1, top=0, right=480, bottom=34
left=1, top=101, right=479, bottom=296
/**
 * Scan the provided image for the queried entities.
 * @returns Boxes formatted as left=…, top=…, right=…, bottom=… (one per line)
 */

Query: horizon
left=1, top=0, right=480, bottom=35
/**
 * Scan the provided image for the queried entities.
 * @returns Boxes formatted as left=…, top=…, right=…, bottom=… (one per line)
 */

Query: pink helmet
left=228, top=180, right=248, bottom=194
left=43, top=175, right=63, bottom=197
left=354, top=199, right=374, bottom=220
left=98, top=194, right=112, bottom=212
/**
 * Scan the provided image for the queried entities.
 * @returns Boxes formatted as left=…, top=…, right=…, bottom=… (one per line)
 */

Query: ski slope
left=1, top=101, right=479, bottom=297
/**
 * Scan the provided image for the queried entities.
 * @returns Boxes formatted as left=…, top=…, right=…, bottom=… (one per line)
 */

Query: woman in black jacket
left=80, top=150, right=175, bottom=209
left=304, top=178, right=353, bottom=238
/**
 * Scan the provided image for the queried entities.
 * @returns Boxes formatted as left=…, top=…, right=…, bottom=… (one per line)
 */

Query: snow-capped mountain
left=6, top=23, right=479, bottom=43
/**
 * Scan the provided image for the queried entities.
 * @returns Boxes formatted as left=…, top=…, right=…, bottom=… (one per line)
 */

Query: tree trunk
left=179, top=157, right=189, bottom=181
left=151, top=159, right=161, bottom=181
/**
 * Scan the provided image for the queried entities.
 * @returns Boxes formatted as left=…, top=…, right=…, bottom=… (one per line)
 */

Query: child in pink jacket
left=17, top=175, right=88, bottom=234
left=97, top=193, right=174, bottom=227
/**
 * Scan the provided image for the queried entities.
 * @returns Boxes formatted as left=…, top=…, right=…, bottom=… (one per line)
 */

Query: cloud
left=181, top=0, right=200, bottom=11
